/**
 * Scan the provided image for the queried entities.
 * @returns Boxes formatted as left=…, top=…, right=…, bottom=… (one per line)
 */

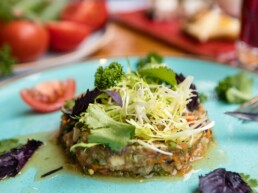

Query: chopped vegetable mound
left=215, top=72, right=254, bottom=104
left=59, top=54, right=215, bottom=177
left=198, top=168, right=252, bottom=193
left=0, top=139, right=43, bottom=180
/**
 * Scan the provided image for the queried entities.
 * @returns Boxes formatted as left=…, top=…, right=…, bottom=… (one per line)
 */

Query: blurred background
left=2, top=0, right=258, bottom=79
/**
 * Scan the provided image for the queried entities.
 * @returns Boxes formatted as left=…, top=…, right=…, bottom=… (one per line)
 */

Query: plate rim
left=0, top=54, right=251, bottom=88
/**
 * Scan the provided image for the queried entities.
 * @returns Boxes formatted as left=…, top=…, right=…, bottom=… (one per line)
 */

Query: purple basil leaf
left=0, top=139, right=43, bottom=180
left=72, top=88, right=101, bottom=116
left=199, top=168, right=252, bottom=193
left=176, top=73, right=199, bottom=112
left=71, top=88, right=124, bottom=116
left=104, top=90, right=123, bottom=107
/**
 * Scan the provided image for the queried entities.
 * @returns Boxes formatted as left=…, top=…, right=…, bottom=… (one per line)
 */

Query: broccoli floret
left=94, top=62, right=124, bottom=90
left=215, top=71, right=254, bottom=104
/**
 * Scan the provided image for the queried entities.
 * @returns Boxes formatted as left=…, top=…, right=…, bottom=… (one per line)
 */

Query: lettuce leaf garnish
left=80, top=105, right=135, bottom=151
left=138, top=65, right=177, bottom=88
left=136, top=52, right=177, bottom=88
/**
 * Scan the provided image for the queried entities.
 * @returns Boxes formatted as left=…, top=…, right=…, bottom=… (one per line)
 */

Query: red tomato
left=0, top=20, right=49, bottom=63
left=46, top=21, right=90, bottom=52
left=60, top=0, right=108, bottom=31
left=20, top=79, right=76, bottom=113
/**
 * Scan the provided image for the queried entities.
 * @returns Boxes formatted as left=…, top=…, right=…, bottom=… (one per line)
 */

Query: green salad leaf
left=80, top=104, right=135, bottom=151
left=138, top=65, right=177, bottom=88
left=136, top=52, right=177, bottom=88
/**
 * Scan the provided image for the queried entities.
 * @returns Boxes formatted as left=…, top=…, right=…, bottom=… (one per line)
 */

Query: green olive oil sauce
left=18, top=131, right=69, bottom=180
left=192, top=141, right=228, bottom=171
left=14, top=131, right=227, bottom=184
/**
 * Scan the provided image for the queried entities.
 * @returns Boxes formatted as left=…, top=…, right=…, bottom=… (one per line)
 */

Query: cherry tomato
left=46, top=21, right=90, bottom=52
left=60, top=0, right=108, bottom=31
left=20, top=79, right=76, bottom=113
left=0, top=20, right=49, bottom=63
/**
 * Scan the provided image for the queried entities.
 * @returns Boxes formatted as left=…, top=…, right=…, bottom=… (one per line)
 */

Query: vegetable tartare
left=58, top=54, right=214, bottom=177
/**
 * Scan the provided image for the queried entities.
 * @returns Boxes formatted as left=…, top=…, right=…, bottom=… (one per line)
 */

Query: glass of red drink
left=237, top=0, right=258, bottom=70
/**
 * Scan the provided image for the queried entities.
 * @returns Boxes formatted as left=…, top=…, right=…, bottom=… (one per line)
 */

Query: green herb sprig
left=0, top=0, right=15, bottom=21
left=240, top=173, right=258, bottom=193
left=0, top=44, right=16, bottom=77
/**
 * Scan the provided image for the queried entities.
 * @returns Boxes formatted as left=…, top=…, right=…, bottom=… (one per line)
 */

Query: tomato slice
left=60, top=0, right=108, bottom=31
left=46, top=21, right=90, bottom=52
left=20, top=79, right=76, bottom=113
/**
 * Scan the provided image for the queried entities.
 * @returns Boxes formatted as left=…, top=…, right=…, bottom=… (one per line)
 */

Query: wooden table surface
left=90, top=22, right=186, bottom=59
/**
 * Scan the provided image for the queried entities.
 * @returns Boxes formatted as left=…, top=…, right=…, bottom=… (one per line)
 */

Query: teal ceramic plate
left=1, top=57, right=258, bottom=193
